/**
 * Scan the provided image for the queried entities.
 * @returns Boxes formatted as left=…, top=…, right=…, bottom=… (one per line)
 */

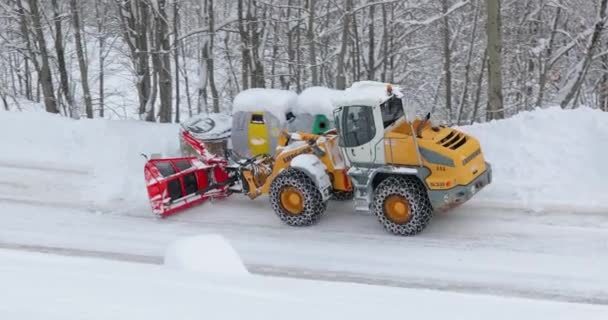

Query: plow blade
left=144, top=131, right=233, bottom=218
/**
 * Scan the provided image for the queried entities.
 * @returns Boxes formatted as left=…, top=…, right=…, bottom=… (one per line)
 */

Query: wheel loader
left=145, top=82, right=491, bottom=236
left=330, top=82, right=492, bottom=235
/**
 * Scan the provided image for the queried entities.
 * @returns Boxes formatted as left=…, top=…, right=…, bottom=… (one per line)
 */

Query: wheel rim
left=384, top=195, right=412, bottom=224
left=280, top=187, right=304, bottom=215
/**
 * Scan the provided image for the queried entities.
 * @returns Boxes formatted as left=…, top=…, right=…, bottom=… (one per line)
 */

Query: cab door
left=335, top=105, right=385, bottom=166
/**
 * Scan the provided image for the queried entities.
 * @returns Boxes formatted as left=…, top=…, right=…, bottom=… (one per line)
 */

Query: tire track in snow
left=1, top=241, right=607, bottom=307
left=0, top=160, right=90, bottom=175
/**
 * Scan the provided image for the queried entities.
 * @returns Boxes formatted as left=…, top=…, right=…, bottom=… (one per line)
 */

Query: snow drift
left=164, top=234, right=249, bottom=276
left=459, top=106, right=608, bottom=211
left=2, top=249, right=607, bottom=320
left=1, top=105, right=606, bottom=213
left=0, top=110, right=179, bottom=210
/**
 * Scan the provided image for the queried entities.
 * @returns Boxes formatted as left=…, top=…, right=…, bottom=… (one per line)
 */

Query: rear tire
left=372, top=176, right=433, bottom=236
left=270, top=168, right=327, bottom=226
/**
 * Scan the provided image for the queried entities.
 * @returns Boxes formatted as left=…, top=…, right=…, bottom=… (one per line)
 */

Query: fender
left=290, top=154, right=332, bottom=201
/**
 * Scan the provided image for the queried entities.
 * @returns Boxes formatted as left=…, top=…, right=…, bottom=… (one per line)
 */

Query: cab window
left=381, top=97, right=404, bottom=128
left=340, top=106, right=376, bottom=147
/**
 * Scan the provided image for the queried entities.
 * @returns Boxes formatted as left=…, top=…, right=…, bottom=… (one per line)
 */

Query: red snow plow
left=144, top=131, right=232, bottom=217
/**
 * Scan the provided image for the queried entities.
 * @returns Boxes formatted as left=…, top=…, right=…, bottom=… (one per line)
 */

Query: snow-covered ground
left=460, top=106, right=608, bottom=212
left=1, top=106, right=607, bottom=316
left=2, top=248, right=607, bottom=320
left=2, top=105, right=606, bottom=211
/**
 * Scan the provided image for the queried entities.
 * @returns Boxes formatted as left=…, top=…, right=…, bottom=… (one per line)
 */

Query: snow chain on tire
left=372, top=176, right=433, bottom=236
left=270, top=168, right=328, bottom=226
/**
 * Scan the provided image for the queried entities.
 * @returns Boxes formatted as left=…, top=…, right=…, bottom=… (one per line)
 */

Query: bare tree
left=51, top=0, right=76, bottom=118
left=206, top=0, right=219, bottom=112
left=95, top=0, right=110, bottom=118
left=535, top=3, right=561, bottom=108
left=174, top=0, right=180, bottom=122
left=336, top=0, right=353, bottom=89
left=151, top=0, right=172, bottom=122
left=27, top=0, right=59, bottom=114
left=486, top=0, right=505, bottom=120
left=71, top=0, right=93, bottom=118
left=307, top=0, right=318, bottom=86
left=457, top=0, right=481, bottom=125
left=117, top=0, right=152, bottom=119
left=560, top=0, right=608, bottom=109
left=441, top=0, right=453, bottom=122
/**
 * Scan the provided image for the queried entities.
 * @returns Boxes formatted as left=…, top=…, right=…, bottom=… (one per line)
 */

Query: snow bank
left=0, top=110, right=180, bottom=210
left=232, top=88, right=297, bottom=122
left=1, top=104, right=606, bottom=214
left=295, top=86, right=345, bottom=116
left=460, top=106, right=608, bottom=212
left=164, top=234, right=249, bottom=276
left=2, top=249, right=607, bottom=320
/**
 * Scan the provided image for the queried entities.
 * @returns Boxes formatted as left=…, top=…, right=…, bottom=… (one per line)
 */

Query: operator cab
left=334, top=83, right=408, bottom=166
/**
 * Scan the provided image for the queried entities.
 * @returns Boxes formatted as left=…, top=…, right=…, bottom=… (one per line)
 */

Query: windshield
left=381, top=96, right=404, bottom=128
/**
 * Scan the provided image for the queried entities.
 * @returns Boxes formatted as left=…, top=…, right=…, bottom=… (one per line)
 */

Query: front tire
left=270, top=168, right=327, bottom=226
left=372, top=176, right=433, bottom=236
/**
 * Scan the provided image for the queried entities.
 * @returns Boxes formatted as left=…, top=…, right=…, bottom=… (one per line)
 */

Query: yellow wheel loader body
left=384, top=118, right=489, bottom=193
left=239, top=130, right=352, bottom=201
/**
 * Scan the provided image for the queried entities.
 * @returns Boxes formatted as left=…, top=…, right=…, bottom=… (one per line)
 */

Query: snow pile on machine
left=179, top=112, right=232, bottom=157
left=231, top=88, right=298, bottom=158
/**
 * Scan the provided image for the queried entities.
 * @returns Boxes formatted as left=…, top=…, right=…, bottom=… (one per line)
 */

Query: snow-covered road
left=2, top=195, right=607, bottom=306
left=2, top=108, right=608, bottom=312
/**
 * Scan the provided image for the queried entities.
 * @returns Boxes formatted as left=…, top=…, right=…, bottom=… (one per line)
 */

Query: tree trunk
left=180, top=45, right=193, bottom=118
left=381, top=4, right=388, bottom=82
left=296, top=7, right=302, bottom=91
left=249, top=2, right=265, bottom=88
left=174, top=1, right=180, bottom=122
left=457, top=0, right=481, bottom=125
left=207, top=0, right=220, bottom=112
left=535, top=6, right=561, bottom=108
left=336, top=0, right=353, bottom=89
left=441, top=0, right=453, bottom=122
left=199, top=38, right=209, bottom=114
left=71, top=0, right=93, bottom=118
left=471, top=49, right=488, bottom=124
left=95, top=0, right=106, bottom=117
left=117, top=0, right=152, bottom=118
left=352, top=9, right=361, bottom=81
left=485, top=0, right=505, bottom=120
left=367, top=2, right=375, bottom=80
left=16, top=1, right=33, bottom=101
left=52, top=0, right=76, bottom=118
left=28, top=0, right=59, bottom=114
left=238, top=0, right=251, bottom=90
left=146, top=65, right=159, bottom=121
left=307, top=0, right=318, bottom=86
left=560, top=0, right=608, bottom=109
left=152, top=0, right=173, bottom=123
